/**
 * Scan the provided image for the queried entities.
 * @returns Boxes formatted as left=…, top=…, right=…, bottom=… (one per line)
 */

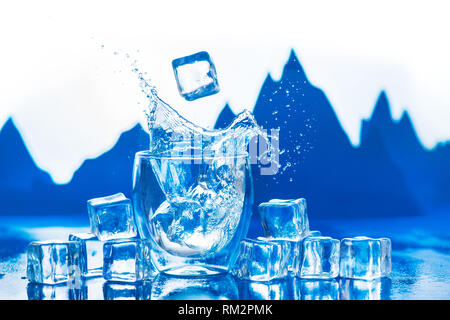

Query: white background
left=0, top=0, right=449, bottom=183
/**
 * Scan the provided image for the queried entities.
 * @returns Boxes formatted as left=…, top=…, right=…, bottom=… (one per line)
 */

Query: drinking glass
left=132, top=151, right=253, bottom=276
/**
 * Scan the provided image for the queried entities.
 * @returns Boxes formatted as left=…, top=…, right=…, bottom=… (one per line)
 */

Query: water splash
left=128, top=62, right=274, bottom=257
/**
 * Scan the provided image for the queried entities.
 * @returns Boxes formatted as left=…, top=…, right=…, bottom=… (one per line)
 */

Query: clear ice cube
left=68, top=233, right=103, bottom=278
left=257, top=236, right=302, bottom=276
left=300, top=236, right=340, bottom=279
left=103, top=239, right=156, bottom=282
left=27, top=240, right=81, bottom=285
left=172, top=51, right=220, bottom=101
left=339, top=236, right=392, bottom=279
left=87, top=193, right=137, bottom=241
left=231, top=238, right=289, bottom=282
left=258, top=198, right=309, bottom=240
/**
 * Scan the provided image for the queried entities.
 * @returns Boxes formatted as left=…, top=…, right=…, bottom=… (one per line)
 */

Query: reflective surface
left=1, top=214, right=450, bottom=300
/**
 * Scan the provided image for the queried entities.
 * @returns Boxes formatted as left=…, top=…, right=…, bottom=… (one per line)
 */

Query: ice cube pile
left=26, top=192, right=157, bottom=297
left=231, top=197, right=392, bottom=282
left=26, top=193, right=392, bottom=298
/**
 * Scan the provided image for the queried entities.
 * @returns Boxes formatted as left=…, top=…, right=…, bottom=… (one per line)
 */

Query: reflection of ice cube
left=27, top=283, right=70, bottom=300
left=297, top=279, right=340, bottom=300
left=258, top=198, right=309, bottom=240
left=103, top=282, right=151, bottom=300
left=340, top=236, right=392, bottom=279
left=72, top=278, right=105, bottom=300
left=300, top=236, right=340, bottom=279
left=340, top=279, right=381, bottom=300
left=231, top=239, right=290, bottom=282
left=238, top=279, right=291, bottom=300
left=172, top=51, right=220, bottom=101
left=151, top=273, right=238, bottom=300
left=87, top=193, right=137, bottom=241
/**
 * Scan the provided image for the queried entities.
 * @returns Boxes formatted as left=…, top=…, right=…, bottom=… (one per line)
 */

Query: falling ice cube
left=103, top=239, right=156, bottom=282
left=68, top=233, right=103, bottom=278
left=300, top=236, right=340, bottom=279
left=231, top=238, right=289, bottom=282
left=172, top=51, right=220, bottom=101
left=258, top=198, right=309, bottom=240
left=87, top=193, right=137, bottom=241
left=27, top=240, right=81, bottom=285
left=339, top=236, right=392, bottom=280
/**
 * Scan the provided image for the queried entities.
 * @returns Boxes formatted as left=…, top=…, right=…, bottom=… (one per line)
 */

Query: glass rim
left=134, top=150, right=250, bottom=160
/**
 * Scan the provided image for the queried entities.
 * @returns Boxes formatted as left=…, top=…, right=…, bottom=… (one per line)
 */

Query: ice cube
left=27, top=240, right=81, bottom=285
left=300, top=236, right=340, bottom=279
left=68, top=233, right=103, bottom=278
left=231, top=238, right=289, bottom=282
left=340, top=279, right=381, bottom=300
left=151, top=177, right=244, bottom=257
left=87, top=193, right=137, bottom=241
left=172, top=51, right=220, bottom=101
left=151, top=199, right=213, bottom=257
left=297, top=279, right=340, bottom=300
left=339, top=236, right=392, bottom=279
left=103, top=282, right=151, bottom=300
left=257, top=236, right=302, bottom=276
left=103, top=239, right=156, bottom=282
left=258, top=198, right=309, bottom=240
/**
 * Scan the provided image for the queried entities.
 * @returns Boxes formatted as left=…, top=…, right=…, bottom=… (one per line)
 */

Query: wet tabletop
left=1, top=214, right=449, bottom=300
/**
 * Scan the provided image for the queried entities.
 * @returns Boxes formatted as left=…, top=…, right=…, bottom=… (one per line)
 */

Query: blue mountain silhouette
left=0, top=119, right=148, bottom=215
left=215, top=50, right=450, bottom=220
left=0, top=50, right=449, bottom=220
